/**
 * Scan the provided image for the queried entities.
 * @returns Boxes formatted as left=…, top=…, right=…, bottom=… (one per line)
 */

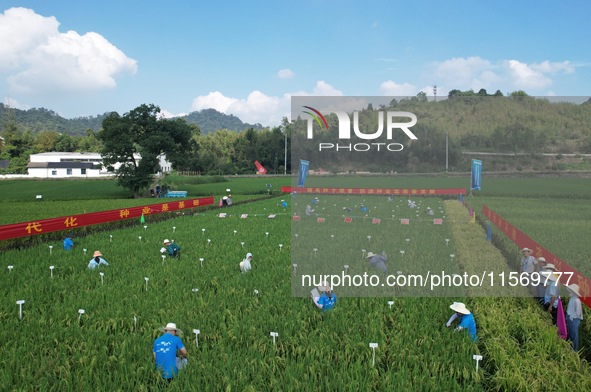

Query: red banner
left=281, top=186, right=466, bottom=196
left=0, top=196, right=214, bottom=241
left=483, top=204, right=590, bottom=308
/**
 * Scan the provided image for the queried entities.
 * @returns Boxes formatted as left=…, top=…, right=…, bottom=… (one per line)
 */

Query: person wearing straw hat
left=446, top=302, right=477, bottom=342
left=316, top=283, right=337, bottom=313
left=153, top=322, right=188, bottom=380
left=535, top=259, right=554, bottom=304
left=366, top=251, right=388, bottom=273
left=519, top=248, right=537, bottom=274
left=162, top=239, right=181, bottom=258
left=305, top=205, right=315, bottom=216
left=566, top=283, right=583, bottom=351
left=240, top=252, right=253, bottom=273
left=226, top=194, right=233, bottom=206
left=88, top=251, right=109, bottom=269
left=542, top=270, right=560, bottom=325
left=425, top=207, right=434, bottom=216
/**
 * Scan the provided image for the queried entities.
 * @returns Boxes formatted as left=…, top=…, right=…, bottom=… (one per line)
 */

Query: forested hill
left=0, top=104, right=265, bottom=135
left=182, top=108, right=264, bottom=134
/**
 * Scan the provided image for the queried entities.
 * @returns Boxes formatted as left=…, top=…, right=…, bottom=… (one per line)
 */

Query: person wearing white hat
left=566, top=283, right=583, bottom=351
left=366, top=251, right=388, bottom=273
left=316, top=282, right=337, bottom=313
left=240, top=252, right=253, bottom=273
left=88, top=250, right=109, bottom=269
left=542, top=271, right=560, bottom=325
left=425, top=207, right=434, bottom=216
left=162, top=239, right=181, bottom=258
left=226, top=194, right=233, bottom=206
left=153, top=322, right=188, bottom=380
left=305, top=205, right=315, bottom=216
left=281, top=199, right=288, bottom=208
left=446, top=302, right=477, bottom=342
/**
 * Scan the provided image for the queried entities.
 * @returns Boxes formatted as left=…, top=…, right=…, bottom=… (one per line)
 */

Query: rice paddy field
left=0, top=175, right=590, bottom=391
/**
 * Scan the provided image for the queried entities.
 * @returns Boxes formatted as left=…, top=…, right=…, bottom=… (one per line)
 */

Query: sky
left=0, top=0, right=590, bottom=126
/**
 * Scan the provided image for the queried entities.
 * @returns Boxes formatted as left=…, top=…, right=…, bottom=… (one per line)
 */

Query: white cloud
left=190, top=81, right=345, bottom=126
left=379, top=80, right=416, bottom=96
left=432, top=56, right=575, bottom=93
left=277, top=68, right=294, bottom=79
left=0, top=7, right=137, bottom=94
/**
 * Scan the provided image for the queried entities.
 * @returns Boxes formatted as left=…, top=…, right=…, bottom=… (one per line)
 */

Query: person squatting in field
left=446, top=302, right=477, bottom=342
left=88, top=250, right=109, bottom=269
left=153, top=322, right=188, bottom=380
left=162, top=239, right=181, bottom=258
left=312, top=283, right=337, bottom=313
left=240, top=252, right=253, bottom=273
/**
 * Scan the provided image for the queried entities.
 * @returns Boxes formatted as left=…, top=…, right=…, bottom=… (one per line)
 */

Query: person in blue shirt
left=162, top=239, right=181, bottom=258
left=63, top=234, right=74, bottom=250
left=360, top=205, right=369, bottom=213
left=446, top=302, right=477, bottom=342
left=88, top=251, right=109, bottom=269
left=316, top=284, right=337, bottom=312
left=281, top=199, right=288, bottom=208
left=153, top=322, right=188, bottom=380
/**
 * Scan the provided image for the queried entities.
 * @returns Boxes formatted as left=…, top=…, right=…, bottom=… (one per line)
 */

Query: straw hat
left=567, top=284, right=582, bottom=297
left=544, top=263, right=557, bottom=271
left=318, top=282, right=332, bottom=292
left=163, top=239, right=170, bottom=244
left=537, top=257, right=546, bottom=263
left=520, top=248, right=532, bottom=253
left=366, top=252, right=377, bottom=259
left=450, top=302, right=471, bottom=315
left=93, top=250, right=102, bottom=257
left=159, top=322, right=183, bottom=335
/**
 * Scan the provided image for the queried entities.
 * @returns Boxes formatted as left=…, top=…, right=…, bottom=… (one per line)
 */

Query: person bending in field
left=153, top=322, right=188, bottom=381
left=88, top=250, right=109, bottom=269
left=305, top=205, right=315, bottom=216
left=446, top=302, right=477, bottom=342
left=162, top=239, right=181, bottom=258
left=313, top=283, right=337, bottom=313
left=366, top=251, right=388, bottom=273
left=425, top=207, right=434, bottom=216
left=63, top=234, right=74, bottom=250
left=240, top=252, right=253, bottom=273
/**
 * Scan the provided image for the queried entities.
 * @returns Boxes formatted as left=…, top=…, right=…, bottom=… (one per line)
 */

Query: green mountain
left=0, top=104, right=264, bottom=135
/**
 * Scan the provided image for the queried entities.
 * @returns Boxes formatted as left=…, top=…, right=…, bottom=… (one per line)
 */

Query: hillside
left=0, top=104, right=264, bottom=135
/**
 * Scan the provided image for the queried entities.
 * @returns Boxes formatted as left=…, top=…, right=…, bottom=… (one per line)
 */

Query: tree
left=98, top=104, right=196, bottom=197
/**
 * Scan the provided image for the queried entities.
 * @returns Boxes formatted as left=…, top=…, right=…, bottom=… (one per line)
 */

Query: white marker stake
left=144, top=225, right=147, bottom=230
left=50, top=265, right=55, bottom=278
left=445, top=239, right=450, bottom=247
left=240, top=242, right=245, bottom=248
left=292, top=264, right=297, bottom=274
left=109, top=235, right=113, bottom=243
left=49, top=245, right=53, bottom=255
left=344, top=265, right=349, bottom=275
left=369, top=343, right=378, bottom=366
left=388, top=301, right=394, bottom=309
left=199, top=258, right=204, bottom=267
left=254, top=289, right=259, bottom=296
left=270, top=332, right=278, bottom=345
left=193, top=329, right=200, bottom=347
left=362, top=249, right=366, bottom=259
left=233, top=230, right=237, bottom=235
left=367, top=236, right=371, bottom=243
left=202, top=228, right=205, bottom=235
left=279, top=244, right=283, bottom=251
left=313, top=248, right=318, bottom=257
left=100, top=272, right=104, bottom=285
left=16, top=300, right=25, bottom=319
left=78, top=309, right=85, bottom=322
left=450, top=254, right=455, bottom=261
left=8, top=265, right=13, bottom=272
left=265, top=232, right=269, bottom=238
left=83, top=248, right=87, bottom=255
left=161, top=255, right=166, bottom=265
left=473, top=354, right=483, bottom=372
left=134, top=316, right=137, bottom=332
left=192, top=288, right=199, bottom=293
left=207, top=239, right=211, bottom=246
left=138, top=236, right=142, bottom=242
left=144, top=277, right=149, bottom=291
left=397, top=271, right=403, bottom=275
left=173, top=226, right=176, bottom=232
left=400, top=250, right=405, bottom=257
left=406, top=239, right=410, bottom=243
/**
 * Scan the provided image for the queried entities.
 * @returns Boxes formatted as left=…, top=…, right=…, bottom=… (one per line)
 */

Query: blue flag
left=471, top=159, right=482, bottom=191
left=297, top=159, right=310, bottom=187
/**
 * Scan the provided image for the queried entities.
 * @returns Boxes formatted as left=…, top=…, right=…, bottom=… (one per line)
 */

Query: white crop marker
left=193, top=329, right=200, bottom=347
left=270, top=331, right=278, bottom=345
left=78, top=309, right=85, bottom=322
left=473, top=354, right=483, bottom=371
left=199, top=258, right=204, bottom=267
left=50, top=265, right=55, bottom=278
left=388, top=301, right=394, bottom=309
left=16, top=300, right=25, bottom=319
left=144, top=277, right=149, bottom=291
left=49, top=245, right=53, bottom=255
left=369, top=343, right=378, bottom=366
left=99, top=272, right=104, bottom=285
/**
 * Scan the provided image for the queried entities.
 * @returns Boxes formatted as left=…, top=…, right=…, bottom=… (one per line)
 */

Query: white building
left=27, top=152, right=171, bottom=178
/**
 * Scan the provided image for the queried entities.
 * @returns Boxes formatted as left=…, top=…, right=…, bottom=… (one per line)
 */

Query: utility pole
left=433, top=85, right=437, bottom=102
